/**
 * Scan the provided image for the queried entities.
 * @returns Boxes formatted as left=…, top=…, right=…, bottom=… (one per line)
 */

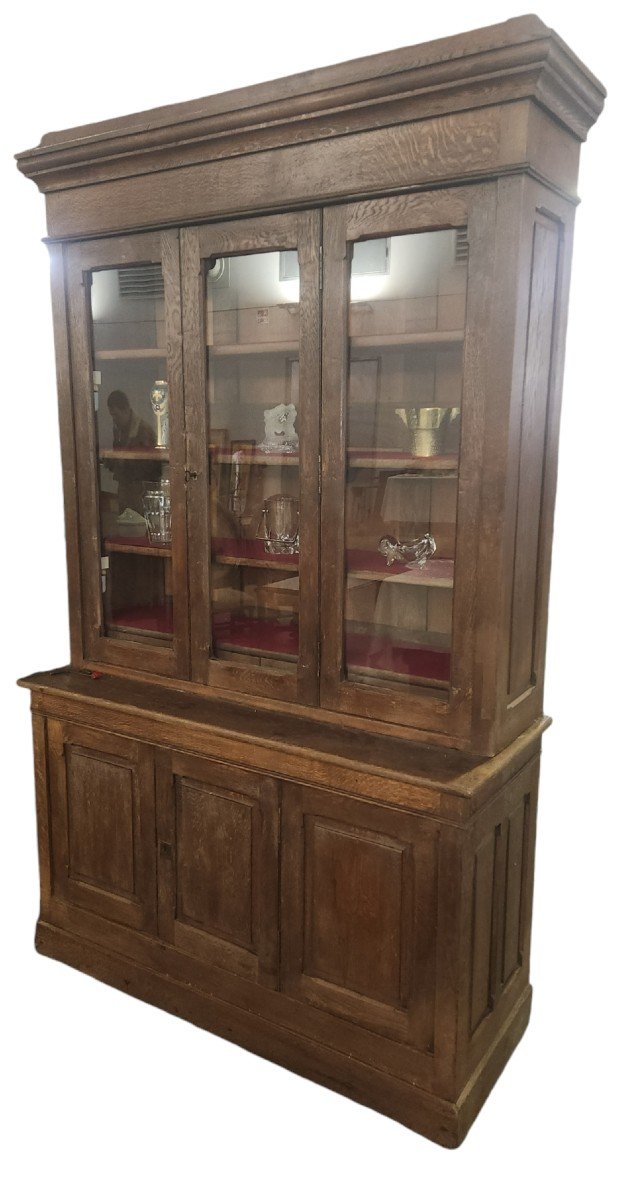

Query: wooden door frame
left=66, top=230, right=190, bottom=678
left=320, top=185, right=496, bottom=740
left=179, top=210, right=321, bottom=706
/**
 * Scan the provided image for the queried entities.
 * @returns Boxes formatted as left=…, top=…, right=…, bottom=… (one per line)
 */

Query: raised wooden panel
left=176, top=780, right=254, bottom=948
left=304, top=817, right=409, bottom=1009
left=470, top=831, right=497, bottom=1033
left=47, top=720, right=156, bottom=932
left=469, top=763, right=537, bottom=1037
left=157, top=752, right=280, bottom=986
left=282, top=784, right=437, bottom=1048
left=67, top=747, right=135, bottom=895
left=507, top=214, right=561, bottom=701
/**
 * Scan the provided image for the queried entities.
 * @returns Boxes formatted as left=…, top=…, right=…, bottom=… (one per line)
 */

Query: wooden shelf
left=349, top=330, right=463, bottom=352
left=210, top=540, right=453, bottom=584
left=208, top=341, right=298, bottom=357
left=99, top=447, right=168, bottom=461
left=206, top=330, right=463, bottom=359
left=347, top=450, right=458, bottom=472
left=104, top=535, right=171, bottom=558
left=211, top=449, right=299, bottom=466
left=94, top=348, right=166, bottom=361
left=209, top=448, right=458, bottom=472
left=347, top=553, right=453, bottom=589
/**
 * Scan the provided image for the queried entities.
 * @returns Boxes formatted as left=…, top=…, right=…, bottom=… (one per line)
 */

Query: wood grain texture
left=47, top=720, right=156, bottom=932
left=281, top=784, right=437, bottom=1048
left=41, top=108, right=506, bottom=240
left=156, top=750, right=280, bottom=985
left=14, top=16, right=605, bottom=1148
left=17, top=16, right=604, bottom=206
left=507, top=215, right=560, bottom=700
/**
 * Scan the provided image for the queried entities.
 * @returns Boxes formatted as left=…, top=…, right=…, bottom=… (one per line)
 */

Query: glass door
left=66, top=231, right=189, bottom=677
left=321, top=188, right=495, bottom=738
left=180, top=212, right=320, bottom=704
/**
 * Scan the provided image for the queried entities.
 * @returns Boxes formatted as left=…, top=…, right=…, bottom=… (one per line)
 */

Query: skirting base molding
left=35, top=919, right=532, bottom=1148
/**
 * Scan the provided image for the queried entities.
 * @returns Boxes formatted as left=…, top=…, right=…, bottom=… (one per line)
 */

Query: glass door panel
left=344, top=228, right=466, bottom=693
left=180, top=212, right=320, bottom=704
left=90, top=263, right=173, bottom=645
left=66, top=231, right=188, bottom=677
left=321, top=189, right=492, bottom=737
left=206, top=250, right=301, bottom=674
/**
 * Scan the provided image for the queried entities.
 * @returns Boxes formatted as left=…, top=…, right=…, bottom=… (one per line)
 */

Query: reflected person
left=105, top=389, right=160, bottom=513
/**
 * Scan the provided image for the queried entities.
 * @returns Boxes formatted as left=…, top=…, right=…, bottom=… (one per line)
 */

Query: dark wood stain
left=15, top=17, right=603, bottom=1147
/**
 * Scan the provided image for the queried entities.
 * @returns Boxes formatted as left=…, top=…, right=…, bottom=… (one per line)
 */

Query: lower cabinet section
left=35, top=708, right=540, bottom=1147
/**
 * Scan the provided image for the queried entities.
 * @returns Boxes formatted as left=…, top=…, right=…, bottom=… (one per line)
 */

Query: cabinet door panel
left=48, top=721, right=156, bottom=931
left=320, top=186, right=496, bottom=740
left=65, top=230, right=189, bottom=679
left=281, top=784, right=438, bottom=1047
left=179, top=210, right=321, bottom=706
left=157, top=752, right=280, bottom=986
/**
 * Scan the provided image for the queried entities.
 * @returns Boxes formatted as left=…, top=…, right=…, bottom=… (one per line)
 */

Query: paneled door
left=281, top=783, right=438, bottom=1047
left=47, top=721, right=156, bottom=931
left=66, top=231, right=189, bottom=678
left=156, top=752, right=280, bottom=986
left=320, top=186, right=496, bottom=740
left=180, top=211, right=321, bottom=705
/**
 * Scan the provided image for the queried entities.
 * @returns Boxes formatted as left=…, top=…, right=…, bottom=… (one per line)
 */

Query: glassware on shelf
left=378, top=531, right=437, bottom=569
left=262, top=494, right=300, bottom=554
left=142, top=479, right=172, bottom=545
left=150, top=380, right=169, bottom=449
left=259, top=403, right=299, bottom=454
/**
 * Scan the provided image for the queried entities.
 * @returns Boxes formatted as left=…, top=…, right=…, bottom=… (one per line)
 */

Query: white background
left=1, top=3, right=635, bottom=1196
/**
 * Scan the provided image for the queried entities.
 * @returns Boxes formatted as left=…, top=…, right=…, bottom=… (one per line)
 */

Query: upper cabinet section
left=18, top=18, right=605, bottom=754
left=16, top=17, right=604, bottom=239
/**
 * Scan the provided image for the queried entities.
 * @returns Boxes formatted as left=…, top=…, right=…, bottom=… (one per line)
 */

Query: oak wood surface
left=15, top=15, right=605, bottom=1147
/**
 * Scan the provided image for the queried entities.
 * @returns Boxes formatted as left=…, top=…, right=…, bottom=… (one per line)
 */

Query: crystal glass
left=263, top=494, right=300, bottom=554
left=143, top=479, right=172, bottom=545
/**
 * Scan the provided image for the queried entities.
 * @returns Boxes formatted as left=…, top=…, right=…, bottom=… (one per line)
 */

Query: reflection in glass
left=343, top=229, right=468, bottom=692
left=90, top=264, right=173, bottom=644
left=206, top=250, right=301, bottom=672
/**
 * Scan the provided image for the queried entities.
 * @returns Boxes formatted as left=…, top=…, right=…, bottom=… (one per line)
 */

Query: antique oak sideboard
left=16, top=16, right=604, bottom=1146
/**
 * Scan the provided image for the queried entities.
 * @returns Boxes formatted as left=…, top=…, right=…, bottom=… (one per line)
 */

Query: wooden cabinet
left=17, top=15, right=604, bottom=1146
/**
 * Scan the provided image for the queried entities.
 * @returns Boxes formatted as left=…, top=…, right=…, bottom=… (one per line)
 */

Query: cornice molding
left=16, top=16, right=605, bottom=195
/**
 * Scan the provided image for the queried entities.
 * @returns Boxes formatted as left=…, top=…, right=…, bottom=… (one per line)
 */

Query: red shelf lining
left=108, top=605, right=451, bottom=682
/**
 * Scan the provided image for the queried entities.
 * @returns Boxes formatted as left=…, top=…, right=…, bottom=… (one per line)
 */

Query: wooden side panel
left=507, top=215, right=560, bottom=700
left=282, top=784, right=438, bottom=1048
left=468, top=760, right=538, bottom=1040
left=47, top=720, right=156, bottom=932
left=157, top=752, right=280, bottom=987
left=470, top=832, right=497, bottom=1033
